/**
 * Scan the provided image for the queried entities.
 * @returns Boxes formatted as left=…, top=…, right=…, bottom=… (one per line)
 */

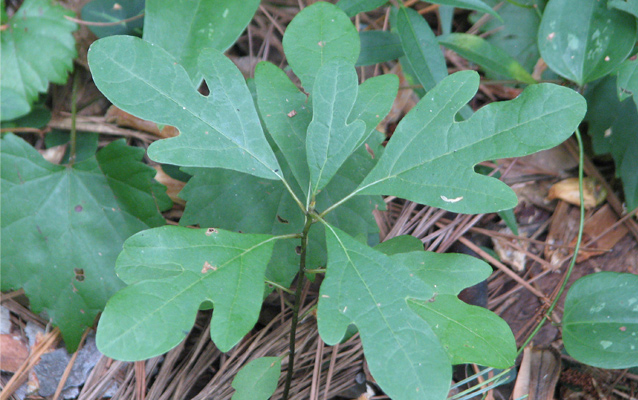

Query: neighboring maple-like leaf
left=143, top=0, right=260, bottom=86
left=1, top=0, right=77, bottom=120
left=88, top=36, right=281, bottom=180
left=318, top=224, right=451, bottom=400
left=97, top=226, right=277, bottom=360
left=1, top=134, right=169, bottom=350
left=357, top=70, right=586, bottom=213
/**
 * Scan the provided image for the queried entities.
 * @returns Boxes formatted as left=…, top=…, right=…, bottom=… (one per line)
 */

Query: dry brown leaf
left=153, top=165, right=186, bottom=205
left=0, top=334, right=30, bottom=373
left=547, top=177, right=607, bottom=209
left=570, top=204, right=628, bottom=262
left=105, top=105, right=179, bottom=138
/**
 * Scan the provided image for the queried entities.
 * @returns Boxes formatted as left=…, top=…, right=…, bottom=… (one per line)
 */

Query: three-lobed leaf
left=396, top=252, right=516, bottom=367
left=563, top=272, right=638, bottom=369
left=1, top=0, right=77, bottom=120
left=88, top=36, right=281, bottom=180
left=318, top=225, right=451, bottom=400
left=97, top=226, right=277, bottom=360
left=1, top=134, right=169, bottom=350
left=306, top=60, right=367, bottom=194
left=357, top=70, right=586, bottom=213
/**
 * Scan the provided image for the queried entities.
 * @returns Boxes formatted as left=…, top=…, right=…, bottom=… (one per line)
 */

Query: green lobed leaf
left=255, top=59, right=397, bottom=195
left=179, top=137, right=386, bottom=287
left=255, top=61, right=313, bottom=191
left=81, top=0, right=144, bottom=38
left=336, top=0, right=388, bottom=16
left=318, top=225, right=451, bottom=400
left=438, top=33, right=536, bottom=84
left=538, top=0, right=636, bottom=86
left=396, top=6, right=448, bottom=93
left=563, top=272, right=638, bottom=369
left=585, top=74, right=638, bottom=212
left=1, top=134, right=169, bottom=351
left=143, top=0, right=260, bottom=86
left=282, top=2, right=360, bottom=91
left=97, top=226, right=277, bottom=360
left=357, top=31, right=404, bottom=67
left=395, top=251, right=516, bottom=368
left=1, top=0, right=77, bottom=120
left=231, top=357, right=282, bottom=400
left=357, top=70, right=586, bottom=213
left=306, top=60, right=367, bottom=194
left=88, top=36, right=281, bottom=180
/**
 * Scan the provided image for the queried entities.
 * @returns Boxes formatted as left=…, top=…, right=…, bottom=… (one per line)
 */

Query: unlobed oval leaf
left=357, top=31, right=404, bottom=66
left=97, top=226, right=277, bottom=360
left=438, top=33, right=536, bottom=84
left=357, top=70, right=587, bottom=213
left=396, top=6, right=448, bottom=92
left=88, top=36, right=281, bottom=180
left=563, top=272, right=638, bottom=369
left=538, top=0, right=636, bottom=86
left=231, top=357, right=282, bottom=400
left=282, top=1, right=360, bottom=90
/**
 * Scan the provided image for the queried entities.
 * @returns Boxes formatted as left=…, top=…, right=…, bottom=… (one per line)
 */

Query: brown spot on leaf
left=365, top=143, right=375, bottom=159
left=276, top=215, right=289, bottom=224
left=205, top=227, right=218, bottom=236
left=202, top=261, right=217, bottom=273
left=75, top=205, right=83, bottom=212
left=287, top=110, right=297, bottom=118
left=295, top=246, right=302, bottom=255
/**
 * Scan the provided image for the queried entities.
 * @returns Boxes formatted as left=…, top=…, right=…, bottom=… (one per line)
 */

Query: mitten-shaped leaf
left=88, top=36, right=280, bottom=179
left=318, top=225, right=451, bottom=400
left=96, top=226, right=276, bottom=360
left=357, top=70, right=586, bottom=213
left=1, top=134, right=168, bottom=350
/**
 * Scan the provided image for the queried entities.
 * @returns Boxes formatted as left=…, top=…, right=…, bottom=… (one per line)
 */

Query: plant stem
left=516, top=129, right=586, bottom=355
left=281, top=177, right=307, bottom=214
left=68, top=71, right=80, bottom=165
left=281, top=214, right=313, bottom=400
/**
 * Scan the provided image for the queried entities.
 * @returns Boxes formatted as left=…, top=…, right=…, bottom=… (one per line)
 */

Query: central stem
left=281, top=214, right=313, bottom=400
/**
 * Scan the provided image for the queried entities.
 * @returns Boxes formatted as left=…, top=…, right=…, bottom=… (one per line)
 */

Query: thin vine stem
left=281, top=214, right=313, bottom=400
left=516, top=128, right=586, bottom=355
left=69, top=71, right=80, bottom=165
